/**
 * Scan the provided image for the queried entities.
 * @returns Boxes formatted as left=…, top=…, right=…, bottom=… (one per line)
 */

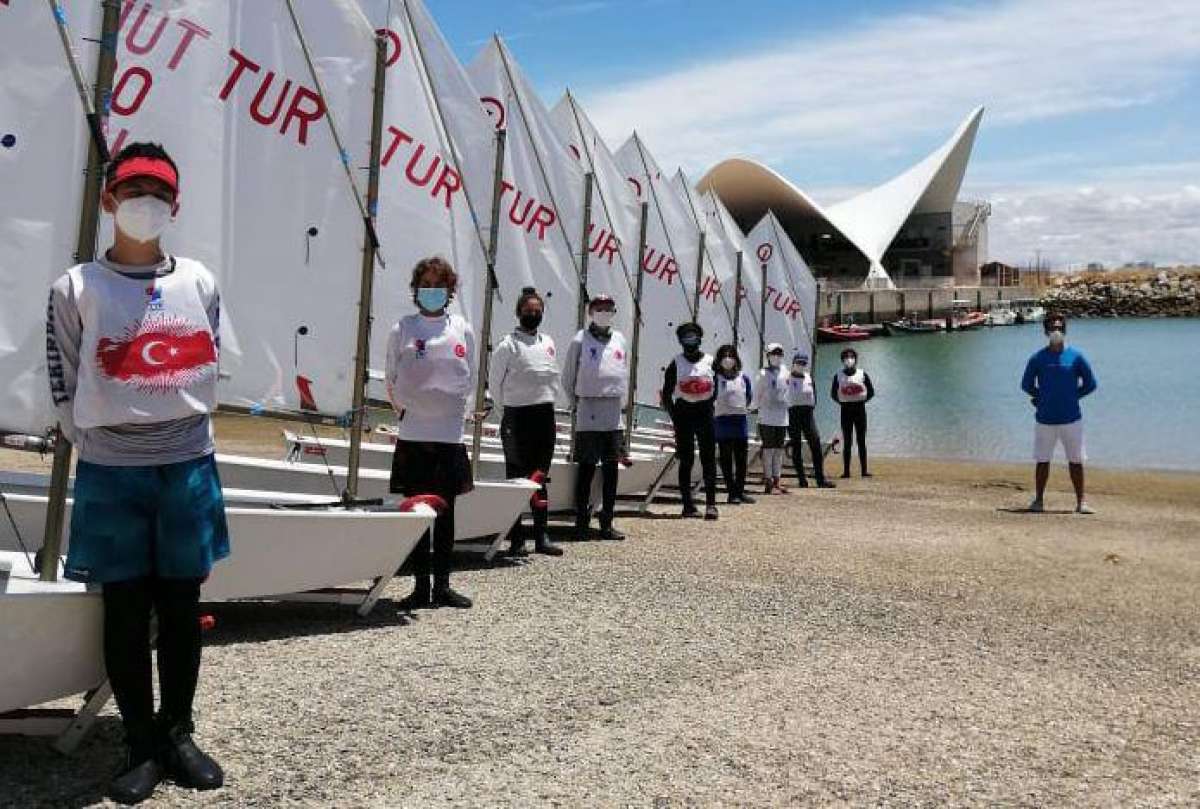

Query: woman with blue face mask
left=385, top=257, right=476, bottom=610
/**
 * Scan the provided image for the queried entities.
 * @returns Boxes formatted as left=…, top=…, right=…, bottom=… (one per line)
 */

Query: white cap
left=765, top=342, right=784, bottom=355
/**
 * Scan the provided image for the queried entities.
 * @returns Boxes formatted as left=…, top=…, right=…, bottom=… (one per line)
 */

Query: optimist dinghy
left=281, top=432, right=671, bottom=509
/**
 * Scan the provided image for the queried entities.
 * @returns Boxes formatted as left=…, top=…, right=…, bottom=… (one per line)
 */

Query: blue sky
left=428, top=0, right=1200, bottom=267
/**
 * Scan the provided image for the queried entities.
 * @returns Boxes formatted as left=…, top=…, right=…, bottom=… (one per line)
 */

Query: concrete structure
left=699, top=108, right=988, bottom=291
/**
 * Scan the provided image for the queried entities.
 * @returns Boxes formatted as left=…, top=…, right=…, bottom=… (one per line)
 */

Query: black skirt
left=758, top=424, right=788, bottom=449
left=388, top=440, right=474, bottom=498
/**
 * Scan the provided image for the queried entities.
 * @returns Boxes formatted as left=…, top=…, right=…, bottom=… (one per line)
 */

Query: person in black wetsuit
left=661, top=322, right=719, bottom=519
left=786, top=351, right=835, bottom=488
left=830, top=347, right=875, bottom=478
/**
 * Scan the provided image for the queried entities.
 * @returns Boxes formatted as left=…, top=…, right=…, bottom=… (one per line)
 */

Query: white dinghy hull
left=212, top=454, right=537, bottom=542
left=281, top=434, right=673, bottom=510
left=0, top=489, right=434, bottom=601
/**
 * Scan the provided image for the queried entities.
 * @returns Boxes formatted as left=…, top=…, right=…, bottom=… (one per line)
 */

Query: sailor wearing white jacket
left=491, top=287, right=563, bottom=557
left=386, top=257, right=476, bottom=611
left=561, top=294, right=628, bottom=541
left=752, top=342, right=792, bottom=494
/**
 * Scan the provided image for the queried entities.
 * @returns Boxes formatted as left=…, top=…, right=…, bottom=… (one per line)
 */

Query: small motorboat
left=986, top=299, right=1018, bottom=326
left=948, top=300, right=988, bottom=331
left=816, top=324, right=872, bottom=343
left=887, top=315, right=941, bottom=335
left=1012, top=298, right=1046, bottom=324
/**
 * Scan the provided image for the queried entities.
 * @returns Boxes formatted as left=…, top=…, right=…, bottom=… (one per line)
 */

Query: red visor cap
left=105, top=156, right=179, bottom=195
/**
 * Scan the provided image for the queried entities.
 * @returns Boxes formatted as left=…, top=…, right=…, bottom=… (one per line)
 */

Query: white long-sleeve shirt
left=752, top=366, right=791, bottom=427
left=385, top=312, right=475, bottom=443
left=490, top=329, right=561, bottom=408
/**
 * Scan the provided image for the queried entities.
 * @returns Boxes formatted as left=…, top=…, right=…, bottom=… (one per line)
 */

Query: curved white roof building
left=698, top=107, right=986, bottom=290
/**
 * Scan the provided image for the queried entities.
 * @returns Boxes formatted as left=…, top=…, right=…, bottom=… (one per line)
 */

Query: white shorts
left=1034, top=421, right=1085, bottom=464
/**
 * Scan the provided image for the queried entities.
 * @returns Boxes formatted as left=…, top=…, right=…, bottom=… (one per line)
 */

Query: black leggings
left=103, top=576, right=203, bottom=755
left=788, top=405, right=828, bottom=483
left=501, top=403, right=556, bottom=533
left=717, top=438, right=748, bottom=498
left=839, top=403, right=868, bottom=474
left=672, top=400, right=717, bottom=507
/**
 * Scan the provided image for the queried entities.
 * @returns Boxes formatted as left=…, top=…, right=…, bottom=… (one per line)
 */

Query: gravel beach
left=2, top=427, right=1198, bottom=807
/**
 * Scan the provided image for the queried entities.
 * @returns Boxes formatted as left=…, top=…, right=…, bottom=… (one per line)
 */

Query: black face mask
left=680, top=336, right=701, bottom=352
left=519, top=312, right=542, bottom=331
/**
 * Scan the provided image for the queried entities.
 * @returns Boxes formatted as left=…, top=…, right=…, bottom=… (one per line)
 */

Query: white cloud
left=580, top=0, right=1200, bottom=175
left=964, top=163, right=1200, bottom=267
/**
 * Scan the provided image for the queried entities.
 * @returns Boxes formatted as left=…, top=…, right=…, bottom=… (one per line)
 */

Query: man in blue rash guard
left=1020, top=312, right=1098, bottom=514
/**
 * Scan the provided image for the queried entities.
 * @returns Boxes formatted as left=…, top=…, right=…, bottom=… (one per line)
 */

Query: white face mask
left=115, top=196, right=173, bottom=243
left=590, top=310, right=614, bottom=330
left=720, top=357, right=736, bottom=370
left=768, top=355, right=782, bottom=368
left=792, top=363, right=807, bottom=375
left=1047, top=329, right=1065, bottom=347
left=843, top=358, right=857, bottom=370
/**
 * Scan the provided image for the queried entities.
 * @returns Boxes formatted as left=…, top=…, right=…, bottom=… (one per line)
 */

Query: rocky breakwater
left=1040, top=269, right=1200, bottom=317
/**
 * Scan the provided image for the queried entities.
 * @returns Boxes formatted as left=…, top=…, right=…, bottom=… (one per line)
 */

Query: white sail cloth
left=745, top=210, right=818, bottom=360
left=2, top=0, right=376, bottom=426
left=612, top=135, right=698, bottom=401
left=0, top=2, right=96, bottom=436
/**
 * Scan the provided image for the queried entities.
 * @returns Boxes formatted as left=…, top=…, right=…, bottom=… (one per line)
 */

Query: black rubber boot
left=432, top=576, right=472, bottom=609
left=397, top=576, right=432, bottom=612
left=532, top=509, right=563, bottom=555
left=598, top=514, right=625, bottom=540
left=159, top=717, right=223, bottom=791
left=507, top=523, right=530, bottom=558
left=108, top=725, right=164, bottom=805
left=574, top=509, right=590, bottom=541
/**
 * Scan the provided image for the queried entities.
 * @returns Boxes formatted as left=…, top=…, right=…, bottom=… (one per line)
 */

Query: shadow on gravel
left=995, top=506, right=1076, bottom=515
left=0, top=716, right=123, bottom=809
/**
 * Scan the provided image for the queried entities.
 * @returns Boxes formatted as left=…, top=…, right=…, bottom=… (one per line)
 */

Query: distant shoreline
left=1039, top=268, right=1200, bottom=318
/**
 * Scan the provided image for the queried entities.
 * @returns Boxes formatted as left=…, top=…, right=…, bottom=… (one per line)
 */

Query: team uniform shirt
left=561, top=327, right=628, bottom=432
left=491, top=329, right=561, bottom=408
left=46, top=255, right=220, bottom=466
left=752, top=366, right=791, bottom=427
left=786, top=371, right=816, bottom=408
left=832, top=369, right=874, bottom=404
left=670, top=353, right=716, bottom=404
left=714, top=372, right=752, bottom=441
left=386, top=312, right=476, bottom=444
left=1020, top=345, right=1097, bottom=425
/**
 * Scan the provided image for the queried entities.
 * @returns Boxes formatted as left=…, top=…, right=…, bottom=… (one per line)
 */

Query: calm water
left=796, top=318, right=1200, bottom=472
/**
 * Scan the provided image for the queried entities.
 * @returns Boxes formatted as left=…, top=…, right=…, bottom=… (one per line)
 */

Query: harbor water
left=803, top=317, right=1200, bottom=472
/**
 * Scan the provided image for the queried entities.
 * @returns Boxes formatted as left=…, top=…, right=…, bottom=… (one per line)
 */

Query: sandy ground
left=1, top=419, right=1198, bottom=807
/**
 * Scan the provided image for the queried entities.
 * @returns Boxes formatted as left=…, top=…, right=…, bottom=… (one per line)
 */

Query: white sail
left=2, top=1, right=382, bottom=421
left=746, top=210, right=818, bottom=359
left=0, top=2, right=97, bottom=436
left=613, top=135, right=697, bottom=402
left=466, top=38, right=603, bottom=371
left=701, top=188, right=763, bottom=373
left=672, top=168, right=738, bottom=351
left=549, top=91, right=641, bottom=300
left=862, top=261, right=897, bottom=291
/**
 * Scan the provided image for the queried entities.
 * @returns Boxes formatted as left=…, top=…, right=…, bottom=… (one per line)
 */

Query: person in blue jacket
left=1020, top=312, right=1098, bottom=514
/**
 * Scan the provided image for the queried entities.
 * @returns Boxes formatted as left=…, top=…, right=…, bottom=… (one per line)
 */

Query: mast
left=345, top=31, right=390, bottom=499
left=732, top=249, right=743, bottom=346
left=692, top=231, right=706, bottom=323
left=470, top=129, right=508, bottom=475
left=759, top=260, right=768, bottom=367
left=631, top=134, right=695, bottom=320
left=568, top=172, right=595, bottom=460
left=624, top=201, right=649, bottom=452
left=41, top=0, right=121, bottom=582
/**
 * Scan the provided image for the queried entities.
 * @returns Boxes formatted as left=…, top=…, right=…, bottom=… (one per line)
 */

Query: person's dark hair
left=714, top=343, right=740, bottom=372
left=515, top=286, right=543, bottom=315
left=675, top=321, right=703, bottom=340
left=410, top=256, right=458, bottom=292
left=105, top=142, right=179, bottom=189
left=1044, top=311, right=1067, bottom=331
left=840, top=347, right=858, bottom=361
